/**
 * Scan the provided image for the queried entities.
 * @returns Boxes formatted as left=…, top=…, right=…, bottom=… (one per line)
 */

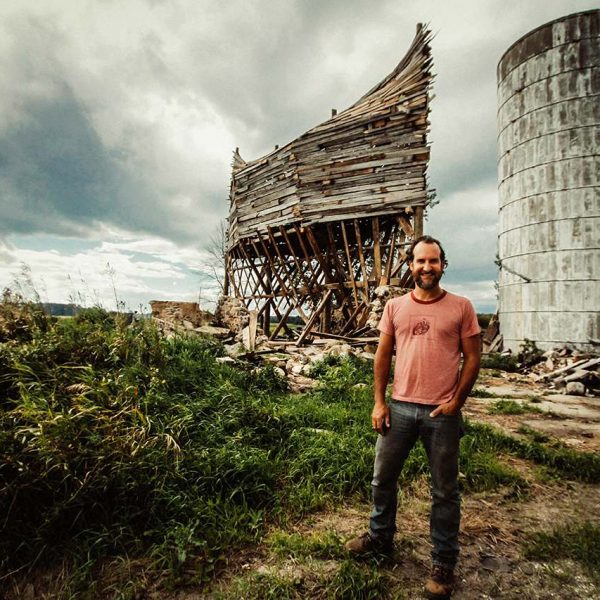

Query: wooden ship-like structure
left=223, top=25, right=433, bottom=343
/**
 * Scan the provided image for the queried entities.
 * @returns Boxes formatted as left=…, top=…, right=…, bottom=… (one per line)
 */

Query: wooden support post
left=414, top=206, right=424, bottom=237
left=296, top=289, right=333, bottom=346
left=372, top=217, right=381, bottom=285
left=383, top=222, right=398, bottom=284
left=292, top=224, right=319, bottom=282
left=341, top=220, right=360, bottom=310
left=340, top=300, right=366, bottom=335
left=353, top=219, right=370, bottom=304
left=263, top=264, right=271, bottom=335
left=397, top=214, right=414, bottom=238
left=279, top=225, right=312, bottom=290
left=269, top=302, right=296, bottom=340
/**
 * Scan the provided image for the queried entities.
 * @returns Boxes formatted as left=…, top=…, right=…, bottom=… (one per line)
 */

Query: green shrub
left=480, top=353, right=519, bottom=372
left=470, top=387, right=499, bottom=398
left=488, top=400, right=526, bottom=415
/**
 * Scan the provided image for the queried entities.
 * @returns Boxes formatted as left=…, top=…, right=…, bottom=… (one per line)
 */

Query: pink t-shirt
left=378, top=290, right=480, bottom=405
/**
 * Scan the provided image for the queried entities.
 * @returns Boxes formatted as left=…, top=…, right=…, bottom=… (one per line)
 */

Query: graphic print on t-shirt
left=409, top=315, right=436, bottom=341
left=412, top=318, right=430, bottom=335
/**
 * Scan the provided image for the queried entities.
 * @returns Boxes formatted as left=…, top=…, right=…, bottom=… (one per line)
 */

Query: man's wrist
left=449, top=398, right=464, bottom=409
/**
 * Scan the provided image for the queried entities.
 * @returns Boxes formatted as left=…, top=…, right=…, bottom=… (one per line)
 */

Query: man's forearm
left=373, top=333, right=394, bottom=405
left=373, top=356, right=392, bottom=405
left=451, top=354, right=480, bottom=408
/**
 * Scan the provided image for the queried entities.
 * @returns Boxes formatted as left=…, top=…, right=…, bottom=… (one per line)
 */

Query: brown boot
left=345, top=532, right=394, bottom=556
left=424, top=565, right=455, bottom=599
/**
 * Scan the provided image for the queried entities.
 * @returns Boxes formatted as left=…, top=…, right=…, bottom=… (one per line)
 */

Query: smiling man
left=346, top=235, right=481, bottom=600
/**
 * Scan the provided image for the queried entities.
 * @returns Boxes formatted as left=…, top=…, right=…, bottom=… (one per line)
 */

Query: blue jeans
left=369, top=401, right=463, bottom=568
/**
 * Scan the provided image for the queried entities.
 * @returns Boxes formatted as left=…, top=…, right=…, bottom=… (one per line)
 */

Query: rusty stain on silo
left=497, top=10, right=600, bottom=352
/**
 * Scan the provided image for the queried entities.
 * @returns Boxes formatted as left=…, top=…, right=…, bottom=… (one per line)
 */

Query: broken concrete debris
left=149, top=301, right=217, bottom=337
left=366, top=286, right=410, bottom=330
left=528, top=352, right=599, bottom=396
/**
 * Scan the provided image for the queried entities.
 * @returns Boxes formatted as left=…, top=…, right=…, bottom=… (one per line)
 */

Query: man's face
left=409, top=241, right=444, bottom=290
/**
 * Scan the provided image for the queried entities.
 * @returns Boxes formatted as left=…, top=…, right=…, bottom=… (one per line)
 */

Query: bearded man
left=346, top=235, right=481, bottom=600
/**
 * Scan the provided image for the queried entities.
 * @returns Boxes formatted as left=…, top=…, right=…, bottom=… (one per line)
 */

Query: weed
left=216, top=560, right=391, bottom=600
left=488, top=400, right=547, bottom=416
left=459, top=437, right=528, bottom=495
left=217, top=571, right=300, bottom=600
left=526, top=395, right=543, bottom=404
left=517, top=425, right=550, bottom=444
left=470, top=387, right=499, bottom=398
left=310, top=355, right=374, bottom=403
left=268, top=531, right=345, bottom=560
left=480, top=353, right=519, bottom=372
left=524, top=521, right=600, bottom=580
left=326, top=560, right=390, bottom=599
left=488, top=400, right=526, bottom=415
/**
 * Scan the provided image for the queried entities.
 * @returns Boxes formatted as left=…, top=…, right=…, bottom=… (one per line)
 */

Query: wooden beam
left=353, top=219, right=370, bottom=304
left=269, top=302, right=296, bottom=340
left=340, top=220, right=360, bottom=309
left=296, top=289, right=333, bottom=346
left=372, top=217, right=381, bottom=284
left=414, top=205, right=424, bottom=237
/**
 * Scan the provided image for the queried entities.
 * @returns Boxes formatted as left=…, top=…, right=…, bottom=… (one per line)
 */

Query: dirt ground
left=201, top=369, right=600, bottom=599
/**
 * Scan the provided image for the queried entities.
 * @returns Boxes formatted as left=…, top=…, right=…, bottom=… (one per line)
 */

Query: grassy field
left=1, top=294, right=599, bottom=598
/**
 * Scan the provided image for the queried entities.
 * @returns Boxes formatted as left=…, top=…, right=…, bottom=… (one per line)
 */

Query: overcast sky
left=0, top=0, right=596, bottom=313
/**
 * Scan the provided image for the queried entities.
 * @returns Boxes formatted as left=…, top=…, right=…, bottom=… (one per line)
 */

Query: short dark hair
left=407, top=235, right=448, bottom=268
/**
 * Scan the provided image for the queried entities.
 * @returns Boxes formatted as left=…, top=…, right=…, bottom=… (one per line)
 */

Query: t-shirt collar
left=410, top=289, right=447, bottom=305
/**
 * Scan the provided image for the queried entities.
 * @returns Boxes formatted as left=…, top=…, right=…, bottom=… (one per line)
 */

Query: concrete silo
left=497, top=10, right=600, bottom=353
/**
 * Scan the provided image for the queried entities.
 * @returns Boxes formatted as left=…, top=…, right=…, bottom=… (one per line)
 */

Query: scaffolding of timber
left=224, top=25, right=433, bottom=343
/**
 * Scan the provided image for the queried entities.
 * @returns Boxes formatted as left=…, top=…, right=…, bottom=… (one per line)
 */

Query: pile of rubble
left=366, top=285, right=410, bottom=329
left=149, top=300, right=379, bottom=392
left=150, top=294, right=380, bottom=392
left=528, top=348, right=599, bottom=396
left=218, top=337, right=378, bottom=393
left=149, top=301, right=230, bottom=339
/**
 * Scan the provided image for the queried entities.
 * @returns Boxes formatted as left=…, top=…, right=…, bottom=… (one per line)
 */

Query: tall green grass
left=1, top=295, right=598, bottom=595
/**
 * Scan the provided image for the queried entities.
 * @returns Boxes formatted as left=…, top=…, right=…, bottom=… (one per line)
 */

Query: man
left=346, top=235, right=481, bottom=600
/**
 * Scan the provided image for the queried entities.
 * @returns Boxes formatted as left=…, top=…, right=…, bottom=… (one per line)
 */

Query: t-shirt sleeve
left=460, top=299, right=481, bottom=339
left=378, top=299, right=395, bottom=337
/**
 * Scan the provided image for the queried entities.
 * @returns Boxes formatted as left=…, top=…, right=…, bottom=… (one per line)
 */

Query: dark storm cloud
left=0, top=84, right=213, bottom=242
left=1, top=88, right=122, bottom=234
left=0, top=11, right=228, bottom=244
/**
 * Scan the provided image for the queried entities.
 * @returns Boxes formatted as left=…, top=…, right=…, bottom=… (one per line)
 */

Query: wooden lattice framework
left=224, top=25, right=433, bottom=343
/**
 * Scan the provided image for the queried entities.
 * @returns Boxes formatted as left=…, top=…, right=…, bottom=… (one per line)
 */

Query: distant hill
left=42, top=303, right=80, bottom=316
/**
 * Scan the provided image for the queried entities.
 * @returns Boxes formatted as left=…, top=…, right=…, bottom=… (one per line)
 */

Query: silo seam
left=497, top=124, right=599, bottom=161
left=497, top=35, right=599, bottom=87
left=496, top=95, right=600, bottom=139
left=499, top=185, right=598, bottom=211
left=497, top=65, right=598, bottom=114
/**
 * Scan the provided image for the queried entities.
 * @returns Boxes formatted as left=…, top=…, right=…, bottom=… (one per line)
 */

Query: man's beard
left=415, top=272, right=442, bottom=290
